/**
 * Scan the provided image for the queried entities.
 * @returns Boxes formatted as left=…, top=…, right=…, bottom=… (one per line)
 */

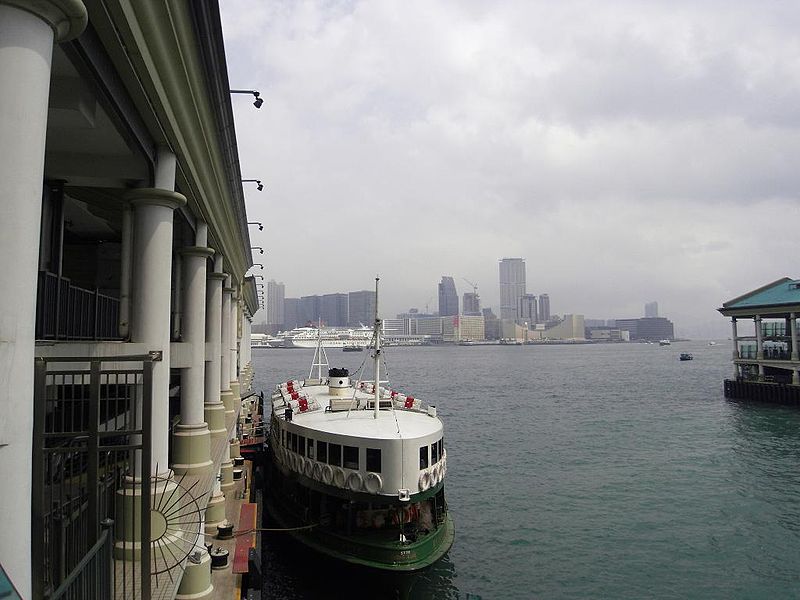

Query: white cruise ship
left=268, top=326, right=374, bottom=348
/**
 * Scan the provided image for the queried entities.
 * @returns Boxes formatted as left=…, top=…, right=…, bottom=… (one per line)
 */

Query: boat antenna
left=309, top=318, right=329, bottom=381
left=373, top=276, right=381, bottom=419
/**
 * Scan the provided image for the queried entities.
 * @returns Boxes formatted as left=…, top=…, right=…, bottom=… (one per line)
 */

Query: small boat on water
left=679, top=353, right=693, bottom=361
left=265, top=278, right=454, bottom=571
left=659, top=339, right=671, bottom=346
left=342, top=343, right=364, bottom=352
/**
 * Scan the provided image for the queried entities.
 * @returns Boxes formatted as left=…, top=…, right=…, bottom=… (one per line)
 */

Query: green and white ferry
left=265, top=279, right=454, bottom=571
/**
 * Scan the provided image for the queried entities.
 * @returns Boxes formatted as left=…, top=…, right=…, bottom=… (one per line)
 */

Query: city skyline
left=262, top=274, right=676, bottom=333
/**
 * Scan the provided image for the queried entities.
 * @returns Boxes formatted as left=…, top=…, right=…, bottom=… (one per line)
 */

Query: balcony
left=36, top=271, right=121, bottom=341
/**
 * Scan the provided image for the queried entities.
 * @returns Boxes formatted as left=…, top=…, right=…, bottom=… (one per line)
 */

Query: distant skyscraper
left=462, top=292, right=481, bottom=316
left=538, top=293, right=550, bottom=322
left=499, top=258, right=526, bottom=320
left=283, top=298, right=300, bottom=330
left=348, top=290, right=376, bottom=326
left=645, top=301, right=659, bottom=318
left=321, top=293, right=349, bottom=326
left=299, top=295, right=321, bottom=325
left=266, top=280, right=285, bottom=333
left=438, top=276, right=459, bottom=316
left=518, top=294, right=537, bottom=324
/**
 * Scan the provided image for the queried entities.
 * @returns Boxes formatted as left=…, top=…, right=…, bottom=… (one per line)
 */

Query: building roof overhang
left=718, top=277, right=800, bottom=318
left=83, top=0, right=252, bottom=280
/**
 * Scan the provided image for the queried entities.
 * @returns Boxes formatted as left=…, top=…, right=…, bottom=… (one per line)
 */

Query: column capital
left=1, top=0, right=87, bottom=41
left=223, top=286, right=236, bottom=294
left=208, top=272, right=227, bottom=281
left=179, top=246, right=215, bottom=259
left=125, top=188, right=187, bottom=210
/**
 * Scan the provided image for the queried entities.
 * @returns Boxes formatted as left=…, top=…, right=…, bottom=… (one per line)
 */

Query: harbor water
left=252, top=341, right=800, bottom=599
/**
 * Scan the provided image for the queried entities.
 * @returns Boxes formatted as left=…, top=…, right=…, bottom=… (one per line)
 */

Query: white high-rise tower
left=499, top=258, right=526, bottom=321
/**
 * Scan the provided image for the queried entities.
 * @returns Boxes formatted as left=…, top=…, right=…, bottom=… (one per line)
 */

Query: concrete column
left=731, top=318, right=739, bottom=360
left=791, top=313, right=798, bottom=361
left=793, top=370, right=800, bottom=386
left=221, top=280, right=234, bottom=415
left=204, top=472, right=225, bottom=534
left=128, top=188, right=185, bottom=473
left=229, top=289, right=241, bottom=403
left=204, top=255, right=226, bottom=439
left=172, top=222, right=214, bottom=476
left=220, top=441, right=235, bottom=493
left=0, top=3, right=85, bottom=595
left=755, top=315, right=764, bottom=361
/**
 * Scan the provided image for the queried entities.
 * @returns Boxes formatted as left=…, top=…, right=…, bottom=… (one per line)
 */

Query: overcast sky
left=220, top=1, right=800, bottom=337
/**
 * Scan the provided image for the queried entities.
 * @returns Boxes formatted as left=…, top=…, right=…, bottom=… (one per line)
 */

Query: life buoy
left=429, top=466, right=439, bottom=487
left=419, top=470, right=431, bottom=492
left=312, top=462, right=322, bottom=481
left=346, top=471, right=363, bottom=492
left=333, top=467, right=346, bottom=488
left=322, top=464, right=333, bottom=485
left=304, top=458, right=313, bottom=477
left=365, top=472, right=383, bottom=494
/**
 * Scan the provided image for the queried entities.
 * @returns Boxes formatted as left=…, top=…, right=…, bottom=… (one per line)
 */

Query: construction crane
left=462, top=278, right=478, bottom=295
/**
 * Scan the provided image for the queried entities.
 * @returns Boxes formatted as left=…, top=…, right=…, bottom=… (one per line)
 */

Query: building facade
left=538, top=293, right=551, bottom=322
left=499, top=258, right=526, bottom=321
left=267, top=279, right=285, bottom=333
left=519, top=294, right=538, bottom=324
left=645, top=301, right=659, bottom=318
left=463, top=292, right=481, bottom=316
left=348, top=290, right=376, bottom=326
left=719, top=278, right=800, bottom=392
left=438, top=276, right=459, bottom=317
left=0, top=2, right=259, bottom=597
left=283, top=297, right=300, bottom=330
left=321, top=292, right=348, bottom=327
left=616, top=317, right=675, bottom=341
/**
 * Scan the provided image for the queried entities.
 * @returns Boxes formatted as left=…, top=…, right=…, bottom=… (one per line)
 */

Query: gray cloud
left=222, top=1, right=800, bottom=336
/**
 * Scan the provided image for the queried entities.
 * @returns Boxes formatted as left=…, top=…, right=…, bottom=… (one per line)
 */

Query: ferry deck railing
left=32, top=353, right=156, bottom=600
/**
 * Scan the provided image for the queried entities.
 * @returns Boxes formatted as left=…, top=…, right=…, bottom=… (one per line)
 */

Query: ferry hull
left=265, top=455, right=454, bottom=572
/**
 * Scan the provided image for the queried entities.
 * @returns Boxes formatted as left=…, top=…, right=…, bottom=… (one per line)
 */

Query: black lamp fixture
left=243, top=180, right=263, bottom=192
left=230, top=89, right=263, bottom=109
left=249, top=263, right=264, bottom=270
left=248, top=221, right=264, bottom=230
left=254, top=275, right=264, bottom=281
left=251, top=246, right=264, bottom=255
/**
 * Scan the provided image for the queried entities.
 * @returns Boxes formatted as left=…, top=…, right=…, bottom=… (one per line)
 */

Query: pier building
left=0, top=1, right=260, bottom=598
left=719, top=278, right=800, bottom=405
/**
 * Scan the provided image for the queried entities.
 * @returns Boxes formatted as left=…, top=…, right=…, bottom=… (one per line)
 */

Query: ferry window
left=291, top=433, right=298, bottom=453
left=281, top=430, right=286, bottom=447
left=307, top=439, right=315, bottom=460
left=431, top=442, right=439, bottom=464
left=343, top=446, right=359, bottom=470
left=438, top=438, right=443, bottom=458
left=366, top=448, right=381, bottom=473
left=317, top=441, right=328, bottom=463
left=329, top=443, right=342, bottom=467
left=298, top=435, right=306, bottom=457
left=419, top=446, right=429, bottom=469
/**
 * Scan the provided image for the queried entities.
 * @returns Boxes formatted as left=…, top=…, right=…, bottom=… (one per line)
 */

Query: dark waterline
left=252, top=341, right=800, bottom=599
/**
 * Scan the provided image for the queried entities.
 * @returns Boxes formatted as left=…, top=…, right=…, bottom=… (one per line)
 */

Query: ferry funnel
left=328, top=368, right=350, bottom=396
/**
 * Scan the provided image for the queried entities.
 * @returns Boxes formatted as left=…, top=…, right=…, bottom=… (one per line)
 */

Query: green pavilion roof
left=719, top=277, right=800, bottom=315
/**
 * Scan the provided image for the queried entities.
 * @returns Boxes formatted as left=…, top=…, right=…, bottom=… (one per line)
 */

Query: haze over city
left=220, top=1, right=800, bottom=338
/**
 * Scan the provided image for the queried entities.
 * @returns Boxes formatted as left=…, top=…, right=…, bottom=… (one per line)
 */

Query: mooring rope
left=233, top=524, right=318, bottom=536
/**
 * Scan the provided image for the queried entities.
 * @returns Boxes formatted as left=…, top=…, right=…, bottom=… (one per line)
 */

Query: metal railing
left=50, top=519, right=113, bottom=600
left=32, top=354, right=156, bottom=600
left=36, top=271, right=121, bottom=340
